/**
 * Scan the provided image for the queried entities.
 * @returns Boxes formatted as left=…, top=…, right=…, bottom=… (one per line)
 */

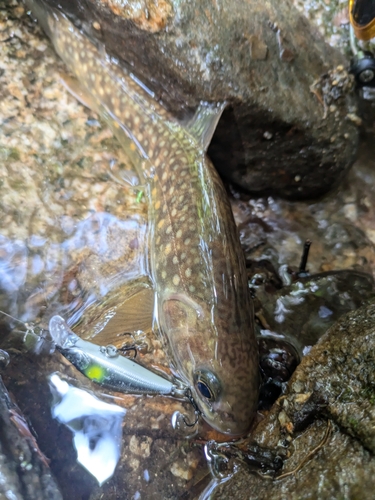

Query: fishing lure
left=0, top=310, right=185, bottom=396
left=49, top=315, right=186, bottom=397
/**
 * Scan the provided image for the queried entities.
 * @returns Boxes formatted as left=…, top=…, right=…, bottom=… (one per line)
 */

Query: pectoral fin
left=90, top=287, right=154, bottom=347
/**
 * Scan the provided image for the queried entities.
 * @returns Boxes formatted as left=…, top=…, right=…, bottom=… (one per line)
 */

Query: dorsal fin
left=185, top=101, right=226, bottom=151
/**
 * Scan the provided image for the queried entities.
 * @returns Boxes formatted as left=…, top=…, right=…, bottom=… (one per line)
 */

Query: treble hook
left=118, top=344, right=138, bottom=359
left=181, top=388, right=202, bottom=427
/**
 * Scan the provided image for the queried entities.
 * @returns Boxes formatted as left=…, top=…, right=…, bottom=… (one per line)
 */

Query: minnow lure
left=0, top=309, right=186, bottom=396
left=49, top=315, right=183, bottom=396
left=27, top=0, right=259, bottom=435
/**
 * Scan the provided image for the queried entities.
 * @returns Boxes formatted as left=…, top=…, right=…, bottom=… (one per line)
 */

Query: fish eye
left=193, top=370, right=221, bottom=402
left=197, top=380, right=212, bottom=399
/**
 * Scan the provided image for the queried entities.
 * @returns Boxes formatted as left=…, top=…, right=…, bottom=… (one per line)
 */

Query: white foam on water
left=49, top=373, right=126, bottom=485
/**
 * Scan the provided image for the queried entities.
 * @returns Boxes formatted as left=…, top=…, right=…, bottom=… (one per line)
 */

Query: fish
left=27, top=0, right=259, bottom=435
left=49, top=314, right=183, bottom=396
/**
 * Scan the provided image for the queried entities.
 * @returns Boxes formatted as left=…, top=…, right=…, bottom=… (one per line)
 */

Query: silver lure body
left=49, top=315, right=182, bottom=396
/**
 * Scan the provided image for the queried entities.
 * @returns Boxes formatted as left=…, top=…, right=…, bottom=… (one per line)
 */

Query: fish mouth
left=203, top=415, right=250, bottom=437
left=198, top=403, right=251, bottom=437
left=186, top=385, right=251, bottom=436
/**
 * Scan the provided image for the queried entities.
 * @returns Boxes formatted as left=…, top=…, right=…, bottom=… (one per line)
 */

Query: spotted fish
left=28, top=0, right=259, bottom=435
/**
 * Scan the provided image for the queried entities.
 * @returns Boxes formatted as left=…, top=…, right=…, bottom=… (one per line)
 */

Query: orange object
left=349, top=0, right=375, bottom=40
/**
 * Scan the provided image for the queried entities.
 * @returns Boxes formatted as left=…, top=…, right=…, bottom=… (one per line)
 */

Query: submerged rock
left=254, top=269, right=375, bottom=352
left=37, top=0, right=359, bottom=198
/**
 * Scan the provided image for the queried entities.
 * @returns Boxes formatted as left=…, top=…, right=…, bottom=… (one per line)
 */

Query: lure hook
left=100, top=343, right=138, bottom=359
left=118, top=343, right=138, bottom=359
left=181, top=388, right=202, bottom=427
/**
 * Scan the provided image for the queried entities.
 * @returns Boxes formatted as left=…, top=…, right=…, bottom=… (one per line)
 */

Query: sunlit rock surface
left=34, top=0, right=359, bottom=198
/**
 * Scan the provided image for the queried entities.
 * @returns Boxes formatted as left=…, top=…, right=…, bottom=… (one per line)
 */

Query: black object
left=298, top=239, right=312, bottom=278
left=351, top=0, right=375, bottom=29
left=350, top=50, right=375, bottom=87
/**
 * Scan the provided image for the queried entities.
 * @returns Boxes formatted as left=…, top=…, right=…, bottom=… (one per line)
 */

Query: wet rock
left=213, top=300, right=375, bottom=499
left=231, top=140, right=375, bottom=276
left=0, top=349, right=10, bottom=369
left=214, top=426, right=375, bottom=500
left=0, top=374, right=63, bottom=500
left=285, top=300, right=375, bottom=452
left=35, top=0, right=359, bottom=198
left=254, top=269, right=375, bottom=352
left=252, top=264, right=375, bottom=409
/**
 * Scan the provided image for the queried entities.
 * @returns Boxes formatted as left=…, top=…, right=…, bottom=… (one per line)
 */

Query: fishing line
left=0, top=309, right=54, bottom=353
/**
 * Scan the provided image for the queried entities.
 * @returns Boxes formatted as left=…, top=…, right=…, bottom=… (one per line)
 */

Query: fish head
left=160, top=293, right=259, bottom=436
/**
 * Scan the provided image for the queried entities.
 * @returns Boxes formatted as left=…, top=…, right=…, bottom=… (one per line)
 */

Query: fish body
left=29, top=1, right=259, bottom=435
left=49, top=315, right=179, bottom=395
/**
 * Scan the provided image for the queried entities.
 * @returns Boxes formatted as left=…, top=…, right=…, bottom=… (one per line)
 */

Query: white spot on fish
left=165, top=243, right=172, bottom=255
left=173, top=275, right=180, bottom=286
